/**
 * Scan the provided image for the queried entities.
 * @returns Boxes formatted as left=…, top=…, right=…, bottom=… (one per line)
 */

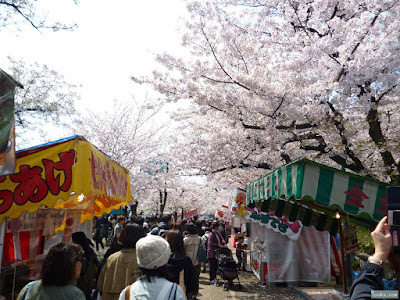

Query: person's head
left=238, top=237, right=244, bottom=243
left=117, top=215, right=126, bottom=225
left=71, top=231, right=95, bottom=257
left=212, top=222, right=219, bottom=232
left=165, top=230, right=185, bottom=256
left=41, top=242, right=84, bottom=286
left=143, top=222, right=149, bottom=233
left=173, top=223, right=183, bottom=234
left=147, top=217, right=156, bottom=226
left=131, top=215, right=144, bottom=226
left=162, top=214, right=172, bottom=227
left=119, top=223, right=146, bottom=248
left=110, top=234, right=122, bottom=250
left=243, top=244, right=248, bottom=249
left=184, top=223, right=197, bottom=235
left=136, top=235, right=171, bottom=282
left=195, top=220, right=203, bottom=228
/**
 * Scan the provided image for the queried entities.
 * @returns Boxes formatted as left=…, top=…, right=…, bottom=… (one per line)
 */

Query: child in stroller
left=216, top=247, right=242, bottom=291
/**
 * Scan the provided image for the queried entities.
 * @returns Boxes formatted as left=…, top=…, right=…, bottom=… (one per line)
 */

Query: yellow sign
left=0, top=136, right=131, bottom=223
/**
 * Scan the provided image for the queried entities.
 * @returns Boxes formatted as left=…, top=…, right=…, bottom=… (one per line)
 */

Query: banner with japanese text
left=0, top=136, right=131, bottom=224
left=232, top=187, right=303, bottom=240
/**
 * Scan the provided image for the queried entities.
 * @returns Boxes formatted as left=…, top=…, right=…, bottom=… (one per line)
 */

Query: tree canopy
left=138, top=0, right=400, bottom=187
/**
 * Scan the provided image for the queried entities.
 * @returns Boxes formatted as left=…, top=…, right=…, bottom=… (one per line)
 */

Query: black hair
left=119, top=223, right=146, bottom=248
left=71, top=231, right=96, bottom=258
left=131, top=215, right=144, bottom=226
left=184, top=223, right=197, bottom=235
left=161, top=214, right=172, bottom=224
left=195, top=220, right=203, bottom=228
left=139, top=265, right=168, bottom=282
left=41, top=242, right=84, bottom=286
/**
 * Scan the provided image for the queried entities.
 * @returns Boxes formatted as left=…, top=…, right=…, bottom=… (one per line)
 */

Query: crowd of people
left=17, top=214, right=244, bottom=300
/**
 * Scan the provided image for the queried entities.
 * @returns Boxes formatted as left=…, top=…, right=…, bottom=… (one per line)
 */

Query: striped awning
left=246, top=157, right=389, bottom=229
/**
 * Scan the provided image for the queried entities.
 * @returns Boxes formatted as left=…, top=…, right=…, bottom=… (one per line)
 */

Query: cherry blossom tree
left=0, top=0, right=77, bottom=32
left=5, top=57, right=80, bottom=147
left=75, top=98, right=182, bottom=215
left=137, top=0, right=400, bottom=187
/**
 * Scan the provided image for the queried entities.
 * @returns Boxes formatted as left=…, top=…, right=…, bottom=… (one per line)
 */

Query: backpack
left=197, top=237, right=207, bottom=262
left=78, top=255, right=99, bottom=291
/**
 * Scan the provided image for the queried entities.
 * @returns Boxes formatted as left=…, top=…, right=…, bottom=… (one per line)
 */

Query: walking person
left=97, top=223, right=145, bottom=300
left=208, top=223, right=227, bottom=284
left=235, top=237, right=244, bottom=270
left=118, top=235, right=186, bottom=300
left=93, top=217, right=105, bottom=252
left=165, top=230, right=196, bottom=299
left=242, top=243, right=249, bottom=271
left=183, top=224, right=202, bottom=299
left=201, top=226, right=211, bottom=273
left=71, top=232, right=100, bottom=300
left=113, top=215, right=126, bottom=239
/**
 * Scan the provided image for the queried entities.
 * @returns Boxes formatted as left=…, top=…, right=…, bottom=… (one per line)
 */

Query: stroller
left=216, top=247, right=242, bottom=291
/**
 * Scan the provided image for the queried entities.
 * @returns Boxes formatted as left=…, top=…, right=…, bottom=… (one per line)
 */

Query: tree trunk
left=159, top=189, right=168, bottom=216
left=130, top=202, right=138, bottom=216
left=121, top=206, right=128, bottom=218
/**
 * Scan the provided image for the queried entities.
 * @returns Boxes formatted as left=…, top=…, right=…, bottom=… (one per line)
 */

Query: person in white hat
left=119, top=235, right=186, bottom=300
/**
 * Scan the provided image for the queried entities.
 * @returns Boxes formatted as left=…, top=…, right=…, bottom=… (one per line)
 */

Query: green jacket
left=17, top=279, right=85, bottom=300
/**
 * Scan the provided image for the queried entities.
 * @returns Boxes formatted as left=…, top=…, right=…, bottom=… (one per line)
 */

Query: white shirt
left=118, top=277, right=186, bottom=300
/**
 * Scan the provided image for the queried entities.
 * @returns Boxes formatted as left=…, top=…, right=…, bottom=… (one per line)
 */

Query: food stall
left=0, top=135, right=131, bottom=298
left=231, top=157, right=390, bottom=287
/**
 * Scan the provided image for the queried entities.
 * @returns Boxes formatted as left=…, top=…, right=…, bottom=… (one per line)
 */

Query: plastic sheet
left=251, top=222, right=331, bottom=283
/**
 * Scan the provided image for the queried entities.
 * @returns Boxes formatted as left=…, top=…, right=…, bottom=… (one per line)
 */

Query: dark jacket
left=350, top=262, right=384, bottom=300
left=194, top=225, right=205, bottom=237
left=150, top=222, right=170, bottom=237
left=207, top=231, right=226, bottom=259
left=166, top=252, right=196, bottom=295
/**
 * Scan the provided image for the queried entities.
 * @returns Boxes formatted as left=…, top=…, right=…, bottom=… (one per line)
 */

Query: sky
left=0, top=0, right=188, bottom=112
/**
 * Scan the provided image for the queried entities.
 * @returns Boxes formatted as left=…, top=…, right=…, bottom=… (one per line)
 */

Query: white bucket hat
left=136, top=235, right=171, bottom=269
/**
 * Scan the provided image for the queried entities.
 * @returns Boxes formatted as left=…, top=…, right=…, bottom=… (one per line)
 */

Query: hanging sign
left=6, top=209, right=65, bottom=234
left=232, top=187, right=303, bottom=240
left=343, top=225, right=358, bottom=254
left=215, top=210, right=232, bottom=224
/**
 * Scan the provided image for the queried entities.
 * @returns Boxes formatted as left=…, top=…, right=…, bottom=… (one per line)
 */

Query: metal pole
left=338, top=213, right=348, bottom=294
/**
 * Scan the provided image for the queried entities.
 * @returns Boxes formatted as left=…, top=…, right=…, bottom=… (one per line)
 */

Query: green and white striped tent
left=246, top=157, right=390, bottom=234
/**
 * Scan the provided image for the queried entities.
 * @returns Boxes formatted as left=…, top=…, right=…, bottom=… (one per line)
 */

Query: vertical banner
left=0, top=69, right=22, bottom=176
left=62, top=211, right=81, bottom=243
left=343, top=225, right=358, bottom=254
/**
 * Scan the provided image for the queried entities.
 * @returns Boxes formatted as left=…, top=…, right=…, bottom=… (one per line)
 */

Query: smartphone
left=387, top=187, right=400, bottom=252
left=388, top=210, right=400, bottom=226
